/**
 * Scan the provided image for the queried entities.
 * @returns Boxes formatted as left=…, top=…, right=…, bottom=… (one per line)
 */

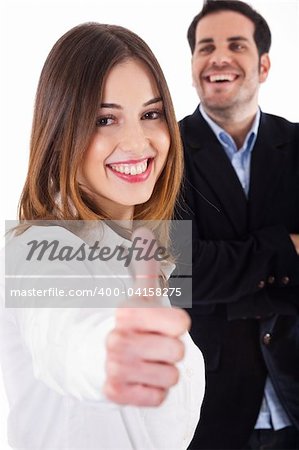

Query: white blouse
left=0, top=223, right=205, bottom=449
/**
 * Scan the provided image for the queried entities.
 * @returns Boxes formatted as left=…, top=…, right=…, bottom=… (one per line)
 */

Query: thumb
left=131, top=226, right=160, bottom=292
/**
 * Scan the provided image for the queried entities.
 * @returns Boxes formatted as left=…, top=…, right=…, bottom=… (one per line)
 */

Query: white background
left=0, top=0, right=298, bottom=448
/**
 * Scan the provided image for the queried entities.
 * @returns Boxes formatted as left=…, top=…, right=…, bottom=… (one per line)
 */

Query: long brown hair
left=19, top=23, right=183, bottom=242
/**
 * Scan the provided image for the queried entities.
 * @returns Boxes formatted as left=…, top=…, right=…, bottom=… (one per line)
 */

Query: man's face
left=191, top=11, right=270, bottom=116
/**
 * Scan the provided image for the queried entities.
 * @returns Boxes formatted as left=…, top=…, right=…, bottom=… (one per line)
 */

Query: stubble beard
left=201, top=85, right=259, bottom=123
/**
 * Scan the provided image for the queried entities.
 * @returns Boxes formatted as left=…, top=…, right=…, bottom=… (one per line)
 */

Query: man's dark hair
left=187, top=0, right=271, bottom=56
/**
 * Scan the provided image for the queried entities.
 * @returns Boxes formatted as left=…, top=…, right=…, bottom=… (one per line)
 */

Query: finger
left=115, top=307, right=191, bottom=337
left=131, top=227, right=160, bottom=290
left=106, top=359, right=179, bottom=389
left=106, top=329, right=185, bottom=363
left=103, top=381, right=167, bottom=407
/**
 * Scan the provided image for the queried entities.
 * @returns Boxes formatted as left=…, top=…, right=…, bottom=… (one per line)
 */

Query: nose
left=118, top=122, right=149, bottom=156
left=209, top=47, right=232, bottom=66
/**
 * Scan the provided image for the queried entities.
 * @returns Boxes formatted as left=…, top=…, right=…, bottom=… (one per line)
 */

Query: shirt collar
left=199, top=104, right=260, bottom=154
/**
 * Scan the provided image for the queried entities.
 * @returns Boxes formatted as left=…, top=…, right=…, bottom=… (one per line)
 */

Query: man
left=178, top=1, right=299, bottom=448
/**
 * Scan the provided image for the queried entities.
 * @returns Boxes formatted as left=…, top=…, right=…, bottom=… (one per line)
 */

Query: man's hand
left=290, top=234, right=299, bottom=255
left=103, top=227, right=190, bottom=406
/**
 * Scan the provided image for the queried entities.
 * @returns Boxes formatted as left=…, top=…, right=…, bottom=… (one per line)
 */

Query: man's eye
left=142, top=110, right=164, bottom=120
left=230, top=42, right=245, bottom=52
left=96, top=116, right=115, bottom=127
left=198, top=45, right=214, bottom=54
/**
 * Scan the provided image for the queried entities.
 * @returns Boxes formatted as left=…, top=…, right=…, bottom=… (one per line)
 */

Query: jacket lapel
left=248, top=113, right=286, bottom=228
left=183, top=108, right=248, bottom=235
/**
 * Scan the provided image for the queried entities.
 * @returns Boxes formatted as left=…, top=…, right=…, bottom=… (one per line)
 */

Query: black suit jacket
left=178, top=108, right=299, bottom=449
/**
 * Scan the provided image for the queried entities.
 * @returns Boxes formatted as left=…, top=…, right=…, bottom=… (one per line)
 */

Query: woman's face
left=78, top=58, right=170, bottom=220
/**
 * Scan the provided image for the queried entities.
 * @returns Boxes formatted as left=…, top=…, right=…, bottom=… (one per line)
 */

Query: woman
left=0, top=23, right=204, bottom=449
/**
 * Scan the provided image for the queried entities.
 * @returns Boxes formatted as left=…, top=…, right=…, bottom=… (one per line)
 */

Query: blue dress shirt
left=199, top=104, right=259, bottom=197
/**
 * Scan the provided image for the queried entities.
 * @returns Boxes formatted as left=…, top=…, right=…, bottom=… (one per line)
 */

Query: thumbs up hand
left=103, top=227, right=190, bottom=406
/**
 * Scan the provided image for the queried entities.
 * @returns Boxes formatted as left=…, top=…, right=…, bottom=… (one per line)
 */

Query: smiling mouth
left=107, top=158, right=151, bottom=176
left=206, top=73, right=239, bottom=83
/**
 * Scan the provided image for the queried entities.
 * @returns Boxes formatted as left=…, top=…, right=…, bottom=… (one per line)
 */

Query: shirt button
left=281, top=276, right=290, bottom=285
left=263, top=333, right=272, bottom=345
left=257, top=280, right=265, bottom=289
left=267, top=276, right=275, bottom=284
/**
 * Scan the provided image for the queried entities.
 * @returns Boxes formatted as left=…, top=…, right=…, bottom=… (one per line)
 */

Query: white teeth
left=136, top=165, right=143, bottom=174
left=209, top=74, right=236, bottom=82
left=109, top=160, right=148, bottom=175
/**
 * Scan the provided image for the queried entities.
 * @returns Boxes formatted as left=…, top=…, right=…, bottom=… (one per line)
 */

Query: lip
left=106, top=158, right=154, bottom=183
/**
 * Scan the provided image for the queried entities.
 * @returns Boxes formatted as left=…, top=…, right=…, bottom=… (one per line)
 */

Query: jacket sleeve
left=175, top=190, right=299, bottom=313
left=190, top=222, right=299, bottom=305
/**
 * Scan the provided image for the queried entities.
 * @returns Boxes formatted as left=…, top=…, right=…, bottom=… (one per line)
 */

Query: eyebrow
left=228, top=36, right=249, bottom=42
left=100, top=97, right=163, bottom=110
left=143, top=96, right=162, bottom=107
left=197, top=36, right=249, bottom=45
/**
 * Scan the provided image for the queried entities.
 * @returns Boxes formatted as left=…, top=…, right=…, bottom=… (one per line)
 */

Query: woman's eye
left=96, top=116, right=115, bottom=127
left=142, top=110, right=164, bottom=120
